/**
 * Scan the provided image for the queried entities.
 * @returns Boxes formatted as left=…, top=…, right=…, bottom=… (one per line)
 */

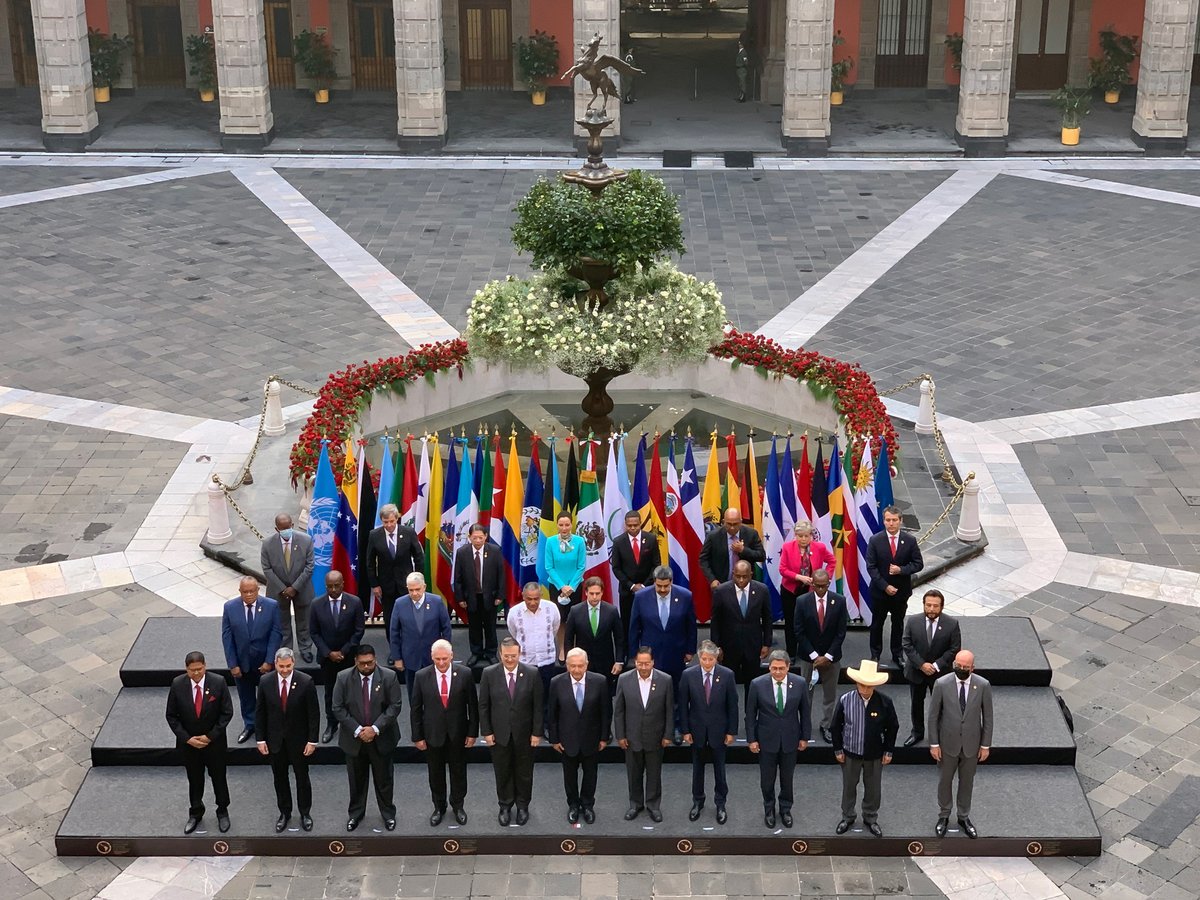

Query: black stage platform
left=120, top=615, right=1052, bottom=687
left=57, top=763, right=1100, bottom=858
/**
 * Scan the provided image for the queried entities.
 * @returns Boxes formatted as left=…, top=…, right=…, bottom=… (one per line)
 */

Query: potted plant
left=830, top=31, right=853, bottom=106
left=1051, top=85, right=1091, bottom=145
left=514, top=30, right=559, bottom=105
left=1087, top=27, right=1138, bottom=104
left=185, top=34, right=218, bottom=102
left=87, top=28, right=133, bottom=103
left=293, top=29, right=338, bottom=103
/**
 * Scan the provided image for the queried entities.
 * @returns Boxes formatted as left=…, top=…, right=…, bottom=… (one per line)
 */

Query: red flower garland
left=289, top=331, right=897, bottom=485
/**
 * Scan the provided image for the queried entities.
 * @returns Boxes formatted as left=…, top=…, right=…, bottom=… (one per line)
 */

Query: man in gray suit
left=928, top=649, right=993, bottom=839
left=613, top=646, right=674, bottom=822
left=261, top=512, right=316, bottom=663
left=331, top=643, right=404, bottom=832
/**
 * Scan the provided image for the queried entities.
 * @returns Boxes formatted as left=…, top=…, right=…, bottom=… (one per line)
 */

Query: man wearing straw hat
left=831, top=659, right=899, bottom=837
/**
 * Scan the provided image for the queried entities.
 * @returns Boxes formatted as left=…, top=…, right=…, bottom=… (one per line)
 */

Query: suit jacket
left=831, top=689, right=899, bottom=759
left=547, top=671, right=612, bottom=756
left=451, top=543, right=504, bottom=607
left=698, top=525, right=766, bottom=585
left=679, top=664, right=739, bottom=746
left=254, top=671, right=320, bottom=754
left=865, top=529, right=924, bottom=602
left=778, top=540, right=836, bottom=594
left=793, top=589, right=850, bottom=661
left=609, top=530, right=661, bottom=602
left=309, top=592, right=366, bottom=660
left=478, top=662, right=543, bottom=744
left=628, top=585, right=697, bottom=677
left=612, top=668, right=674, bottom=752
left=564, top=601, right=626, bottom=675
left=331, top=665, right=404, bottom=756
left=901, top=613, right=961, bottom=685
left=389, top=593, right=452, bottom=670
left=411, top=663, right=479, bottom=747
left=166, top=673, right=233, bottom=748
left=709, top=579, right=772, bottom=670
left=745, top=672, right=811, bottom=752
left=260, top=532, right=315, bottom=606
left=543, top=534, right=586, bottom=593
left=363, top=525, right=425, bottom=600
left=221, top=597, right=282, bottom=673
left=928, top=672, right=993, bottom=758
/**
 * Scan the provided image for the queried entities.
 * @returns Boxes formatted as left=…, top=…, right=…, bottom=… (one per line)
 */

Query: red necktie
left=440, top=673, right=449, bottom=708
left=890, top=535, right=897, bottom=558
left=280, top=678, right=288, bottom=711
left=631, top=535, right=640, bottom=563
left=194, top=682, right=203, bottom=717
left=817, top=597, right=826, bottom=630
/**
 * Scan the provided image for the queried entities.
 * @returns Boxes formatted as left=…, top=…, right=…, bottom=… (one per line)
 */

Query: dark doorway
left=460, top=0, right=512, bottom=90
left=265, top=0, right=295, bottom=87
left=131, top=0, right=186, bottom=87
left=1015, top=0, right=1073, bottom=90
left=8, top=0, right=37, bottom=86
left=875, top=0, right=932, bottom=88
left=350, top=0, right=396, bottom=90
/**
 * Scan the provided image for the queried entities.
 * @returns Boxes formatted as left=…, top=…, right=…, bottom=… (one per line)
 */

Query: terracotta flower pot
left=1104, top=89, right=1119, bottom=104
left=94, top=85, right=111, bottom=103
left=1061, top=126, right=1080, bottom=146
left=830, top=90, right=844, bottom=106
left=315, top=88, right=330, bottom=104
left=531, top=89, right=546, bottom=106
left=199, top=88, right=215, bottom=102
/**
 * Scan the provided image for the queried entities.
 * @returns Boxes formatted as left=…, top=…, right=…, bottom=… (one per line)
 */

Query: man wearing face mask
left=928, top=649, right=992, bottom=839
left=261, top=513, right=315, bottom=663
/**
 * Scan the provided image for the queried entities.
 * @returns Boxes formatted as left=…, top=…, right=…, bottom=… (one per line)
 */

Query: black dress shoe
left=429, top=808, right=445, bottom=827
left=453, top=807, right=467, bottom=825
left=959, top=816, right=978, bottom=839
left=184, top=815, right=201, bottom=834
left=346, top=817, right=360, bottom=832
left=301, top=814, right=313, bottom=832
left=567, top=806, right=580, bottom=824
left=820, top=726, right=833, bottom=744
left=301, top=651, right=314, bottom=664
left=647, top=809, right=662, bottom=823
left=935, top=816, right=948, bottom=837
left=867, top=822, right=883, bottom=837
left=499, top=807, right=511, bottom=826
left=275, top=813, right=290, bottom=833
left=688, top=802, right=703, bottom=822
left=384, top=818, right=396, bottom=831
left=903, top=733, right=923, bottom=748
left=582, top=807, right=595, bottom=824
left=515, top=806, right=529, bottom=826
left=217, top=812, right=230, bottom=833
left=892, top=657, right=904, bottom=672
left=236, top=728, right=253, bottom=744
left=780, top=811, right=793, bottom=828
left=764, top=810, right=776, bottom=829
left=835, top=818, right=853, bottom=834
left=321, top=724, right=336, bottom=744
left=466, top=654, right=480, bottom=667
left=624, top=805, right=642, bottom=821
left=715, top=807, right=727, bottom=825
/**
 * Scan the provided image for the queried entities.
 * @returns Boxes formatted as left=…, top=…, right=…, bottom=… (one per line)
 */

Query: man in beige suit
left=613, top=646, right=674, bottom=822
left=928, top=649, right=993, bottom=839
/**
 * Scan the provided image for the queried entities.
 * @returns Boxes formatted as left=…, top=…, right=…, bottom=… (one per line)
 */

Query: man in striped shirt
left=506, top=582, right=562, bottom=717
left=831, top=659, right=899, bottom=837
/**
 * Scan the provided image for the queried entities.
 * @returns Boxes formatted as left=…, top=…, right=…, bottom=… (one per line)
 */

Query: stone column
left=1132, top=0, right=1200, bottom=155
left=954, top=0, right=1017, bottom=157
left=33, top=0, right=98, bottom=150
left=395, top=0, right=448, bottom=150
left=212, top=0, right=275, bottom=151
left=780, top=0, right=835, bottom=157
left=573, top=0, right=620, bottom=148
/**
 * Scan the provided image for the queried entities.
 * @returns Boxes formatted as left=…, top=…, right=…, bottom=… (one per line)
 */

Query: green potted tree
left=830, top=31, right=853, bottom=106
left=514, top=30, right=559, bottom=105
left=293, top=30, right=338, bottom=103
left=1087, top=27, right=1138, bottom=104
left=87, top=28, right=133, bottom=103
left=185, top=34, right=218, bottom=102
left=1051, top=85, right=1091, bottom=145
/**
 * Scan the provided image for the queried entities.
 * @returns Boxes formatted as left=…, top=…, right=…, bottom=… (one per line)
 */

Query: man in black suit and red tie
left=309, top=570, right=366, bottom=744
left=901, top=588, right=961, bottom=747
left=794, top=569, right=850, bottom=744
left=478, top=637, right=543, bottom=826
left=165, top=651, right=234, bottom=835
left=363, top=503, right=425, bottom=655
left=411, top=639, right=479, bottom=826
left=452, top=524, right=505, bottom=666
left=865, top=505, right=925, bottom=670
left=709, top=561, right=772, bottom=701
left=563, top=576, right=626, bottom=692
left=609, top=511, right=660, bottom=627
left=547, top=648, right=612, bottom=824
left=255, top=647, right=320, bottom=833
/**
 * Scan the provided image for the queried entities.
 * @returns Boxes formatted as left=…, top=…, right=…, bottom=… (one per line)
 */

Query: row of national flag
left=305, top=430, right=894, bottom=624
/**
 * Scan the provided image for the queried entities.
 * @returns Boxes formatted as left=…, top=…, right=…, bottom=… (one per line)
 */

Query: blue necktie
left=575, top=680, right=584, bottom=711
left=659, top=597, right=669, bottom=629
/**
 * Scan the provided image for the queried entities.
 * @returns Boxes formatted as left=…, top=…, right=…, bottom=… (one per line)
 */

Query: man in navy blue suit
left=389, top=572, right=452, bottom=699
left=221, top=576, right=282, bottom=744
left=679, top=639, right=738, bottom=824
left=309, top=570, right=366, bottom=744
left=746, top=649, right=811, bottom=829
left=628, top=566, right=697, bottom=740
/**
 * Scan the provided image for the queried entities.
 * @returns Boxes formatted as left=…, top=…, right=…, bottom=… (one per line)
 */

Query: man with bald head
left=928, top=649, right=992, bottom=839
left=699, top=507, right=766, bottom=589
left=261, top=512, right=315, bottom=662
left=221, top=576, right=282, bottom=744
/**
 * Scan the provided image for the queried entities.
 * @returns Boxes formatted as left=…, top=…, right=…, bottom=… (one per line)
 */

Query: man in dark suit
left=221, top=576, right=282, bottom=744
left=261, top=512, right=315, bottom=662
left=452, top=524, right=505, bottom=665
left=901, top=588, right=961, bottom=747
left=865, top=505, right=925, bottom=670
left=628, top=566, right=696, bottom=739
left=679, top=640, right=738, bottom=824
left=309, top=570, right=366, bottom=744
left=564, top=576, right=626, bottom=692
left=610, top=511, right=660, bottom=626
left=699, top=508, right=766, bottom=589
left=833, top=659, right=900, bottom=837
left=389, top=572, right=452, bottom=699
left=411, top=639, right=479, bottom=826
left=364, top=503, right=425, bottom=652
left=547, top=648, right=612, bottom=824
left=709, top=561, right=772, bottom=700
left=794, top=569, right=850, bottom=744
left=613, top=647, right=674, bottom=822
left=255, top=647, right=320, bottom=833
left=745, top=649, right=811, bottom=829
left=478, top=637, right=543, bottom=826
left=928, top=649, right=993, bottom=838
left=166, top=651, right=233, bottom=834
left=331, top=643, right=404, bottom=831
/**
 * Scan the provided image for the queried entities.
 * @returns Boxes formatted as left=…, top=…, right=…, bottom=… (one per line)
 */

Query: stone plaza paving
left=0, top=152, right=1198, bottom=899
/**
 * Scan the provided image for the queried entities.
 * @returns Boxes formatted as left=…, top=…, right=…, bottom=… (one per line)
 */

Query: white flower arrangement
left=466, top=262, right=727, bottom=378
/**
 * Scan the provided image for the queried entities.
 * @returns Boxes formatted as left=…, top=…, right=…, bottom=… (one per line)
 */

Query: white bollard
left=207, top=479, right=234, bottom=545
left=297, top=479, right=314, bottom=529
left=956, top=474, right=981, bottom=542
left=263, top=379, right=286, bottom=437
left=915, top=378, right=935, bottom=435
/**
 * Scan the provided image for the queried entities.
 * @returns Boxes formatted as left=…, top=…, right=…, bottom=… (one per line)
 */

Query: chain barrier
left=213, top=377, right=319, bottom=541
